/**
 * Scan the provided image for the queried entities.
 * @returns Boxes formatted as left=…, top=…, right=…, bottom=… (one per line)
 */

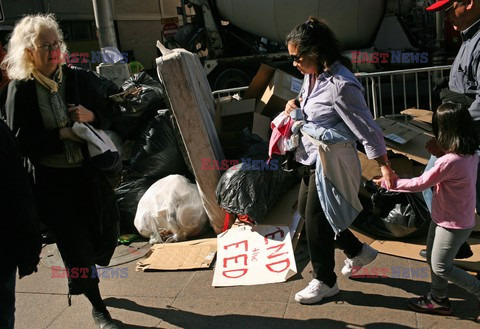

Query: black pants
left=298, top=167, right=363, bottom=287
left=35, top=165, right=118, bottom=295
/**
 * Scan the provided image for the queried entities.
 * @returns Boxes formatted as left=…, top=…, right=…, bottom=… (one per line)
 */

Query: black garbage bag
left=218, top=128, right=264, bottom=162
left=355, top=182, right=431, bottom=239
left=110, top=71, right=167, bottom=140
left=124, top=109, right=191, bottom=180
left=216, top=143, right=299, bottom=223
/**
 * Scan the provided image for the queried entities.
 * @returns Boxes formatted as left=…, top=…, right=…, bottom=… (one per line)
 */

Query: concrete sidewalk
left=14, top=239, right=480, bottom=329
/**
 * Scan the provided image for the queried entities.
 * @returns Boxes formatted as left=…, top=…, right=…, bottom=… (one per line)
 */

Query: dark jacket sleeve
left=66, top=66, right=121, bottom=130
left=5, top=80, right=63, bottom=160
left=0, top=121, right=41, bottom=278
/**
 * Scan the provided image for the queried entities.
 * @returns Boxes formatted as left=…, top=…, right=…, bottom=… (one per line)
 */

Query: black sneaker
left=455, top=242, right=473, bottom=259
left=407, top=292, right=453, bottom=315
left=92, top=309, right=118, bottom=329
left=419, top=242, right=473, bottom=260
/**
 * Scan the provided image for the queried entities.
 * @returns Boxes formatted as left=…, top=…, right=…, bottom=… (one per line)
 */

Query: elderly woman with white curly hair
left=2, top=13, right=120, bottom=329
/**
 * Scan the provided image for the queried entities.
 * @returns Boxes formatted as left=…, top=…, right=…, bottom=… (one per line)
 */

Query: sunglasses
left=290, top=53, right=304, bottom=63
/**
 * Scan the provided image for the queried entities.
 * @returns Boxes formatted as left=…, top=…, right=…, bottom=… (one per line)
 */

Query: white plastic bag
left=134, top=175, right=209, bottom=243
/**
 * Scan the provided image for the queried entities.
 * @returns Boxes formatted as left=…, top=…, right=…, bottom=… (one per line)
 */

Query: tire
left=213, top=68, right=251, bottom=91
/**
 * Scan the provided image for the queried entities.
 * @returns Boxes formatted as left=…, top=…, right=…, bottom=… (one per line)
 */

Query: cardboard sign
left=212, top=225, right=297, bottom=287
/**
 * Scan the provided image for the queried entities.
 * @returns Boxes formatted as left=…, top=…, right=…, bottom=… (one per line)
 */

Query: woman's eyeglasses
left=36, top=40, right=63, bottom=52
left=290, top=53, right=304, bottom=63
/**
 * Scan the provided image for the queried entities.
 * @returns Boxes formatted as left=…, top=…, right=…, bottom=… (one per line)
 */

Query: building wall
left=43, top=0, right=94, bottom=19
left=2, top=0, right=44, bottom=23
left=116, top=20, right=163, bottom=70
left=1, top=0, right=181, bottom=70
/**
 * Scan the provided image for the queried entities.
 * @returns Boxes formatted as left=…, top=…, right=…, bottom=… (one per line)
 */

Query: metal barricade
left=211, top=65, right=453, bottom=119
left=212, top=86, right=249, bottom=101
left=356, top=65, right=452, bottom=118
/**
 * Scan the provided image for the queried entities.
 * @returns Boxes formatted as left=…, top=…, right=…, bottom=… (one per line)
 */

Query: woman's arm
left=334, top=82, right=386, bottom=159
left=334, top=81, right=397, bottom=187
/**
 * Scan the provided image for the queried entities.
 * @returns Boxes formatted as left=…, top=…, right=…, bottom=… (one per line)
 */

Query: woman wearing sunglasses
left=284, top=17, right=397, bottom=304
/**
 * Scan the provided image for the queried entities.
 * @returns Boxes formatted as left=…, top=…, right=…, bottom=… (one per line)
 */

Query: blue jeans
left=0, top=266, right=16, bottom=329
left=422, top=155, right=480, bottom=212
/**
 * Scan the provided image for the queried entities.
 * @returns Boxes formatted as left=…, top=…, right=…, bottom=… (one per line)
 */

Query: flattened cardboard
left=375, top=117, right=421, bottom=144
left=414, top=114, right=433, bottom=124
left=358, top=151, right=382, bottom=181
left=385, top=133, right=432, bottom=165
left=136, top=238, right=217, bottom=271
left=409, top=118, right=432, bottom=132
left=400, top=108, right=433, bottom=118
left=375, top=117, right=432, bottom=165
left=369, top=237, right=480, bottom=272
left=255, top=69, right=303, bottom=117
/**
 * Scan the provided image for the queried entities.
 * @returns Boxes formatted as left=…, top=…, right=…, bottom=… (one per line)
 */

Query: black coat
left=4, top=66, right=122, bottom=268
left=0, top=121, right=41, bottom=284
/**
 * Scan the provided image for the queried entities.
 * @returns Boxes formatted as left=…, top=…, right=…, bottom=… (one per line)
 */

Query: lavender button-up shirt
left=296, top=61, right=387, bottom=165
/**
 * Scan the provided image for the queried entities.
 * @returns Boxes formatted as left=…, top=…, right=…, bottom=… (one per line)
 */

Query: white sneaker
left=341, top=243, right=378, bottom=278
left=294, top=279, right=340, bottom=304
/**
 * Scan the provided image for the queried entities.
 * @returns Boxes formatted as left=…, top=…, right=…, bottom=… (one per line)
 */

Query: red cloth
left=268, top=112, right=294, bottom=158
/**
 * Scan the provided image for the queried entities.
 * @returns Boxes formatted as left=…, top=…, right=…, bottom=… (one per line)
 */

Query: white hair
left=1, top=13, right=68, bottom=81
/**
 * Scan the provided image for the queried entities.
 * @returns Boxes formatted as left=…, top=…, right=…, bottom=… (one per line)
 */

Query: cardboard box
left=219, top=99, right=271, bottom=141
left=221, top=98, right=256, bottom=116
left=243, top=64, right=276, bottom=100
left=255, top=69, right=303, bottom=117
